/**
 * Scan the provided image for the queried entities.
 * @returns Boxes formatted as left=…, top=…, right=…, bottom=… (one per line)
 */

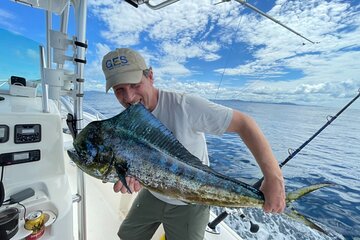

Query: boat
left=0, top=0, right=249, bottom=239
left=4, top=0, right=350, bottom=239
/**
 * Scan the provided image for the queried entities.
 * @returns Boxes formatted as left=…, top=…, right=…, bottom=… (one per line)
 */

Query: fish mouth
left=67, top=148, right=112, bottom=180
left=67, top=148, right=82, bottom=164
left=128, top=100, right=142, bottom=107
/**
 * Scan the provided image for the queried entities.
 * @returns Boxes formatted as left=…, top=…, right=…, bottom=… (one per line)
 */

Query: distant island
left=211, top=99, right=299, bottom=106
left=83, top=91, right=315, bottom=107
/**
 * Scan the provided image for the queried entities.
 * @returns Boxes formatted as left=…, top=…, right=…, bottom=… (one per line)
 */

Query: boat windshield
left=0, top=27, right=41, bottom=93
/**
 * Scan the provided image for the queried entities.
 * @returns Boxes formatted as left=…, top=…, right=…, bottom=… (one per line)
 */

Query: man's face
left=112, top=74, right=155, bottom=110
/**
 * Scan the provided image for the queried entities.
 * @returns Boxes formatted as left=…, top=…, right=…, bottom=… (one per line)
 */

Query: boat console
left=0, top=93, right=73, bottom=240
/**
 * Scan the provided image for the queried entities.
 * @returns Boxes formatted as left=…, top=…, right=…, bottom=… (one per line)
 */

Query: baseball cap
left=102, top=48, right=147, bottom=92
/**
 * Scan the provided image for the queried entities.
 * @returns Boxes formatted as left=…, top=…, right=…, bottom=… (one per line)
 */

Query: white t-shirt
left=150, top=89, right=233, bottom=205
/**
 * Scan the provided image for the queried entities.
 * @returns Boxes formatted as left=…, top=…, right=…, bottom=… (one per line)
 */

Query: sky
left=0, top=0, right=360, bottom=108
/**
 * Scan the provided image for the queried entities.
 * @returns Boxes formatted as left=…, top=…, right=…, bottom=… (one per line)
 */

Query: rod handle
left=207, top=211, right=229, bottom=229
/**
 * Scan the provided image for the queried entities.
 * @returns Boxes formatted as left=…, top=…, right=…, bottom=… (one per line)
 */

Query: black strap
left=74, top=58, right=87, bottom=64
left=0, top=182, right=4, bottom=208
left=0, top=166, right=4, bottom=207
left=74, top=40, right=88, bottom=48
left=66, top=113, right=77, bottom=139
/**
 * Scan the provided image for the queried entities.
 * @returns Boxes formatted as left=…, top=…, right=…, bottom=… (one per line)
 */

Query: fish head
left=67, top=121, right=118, bottom=182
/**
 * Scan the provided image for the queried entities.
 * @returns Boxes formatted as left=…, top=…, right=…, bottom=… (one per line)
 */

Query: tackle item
left=0, top=207, right=19, bottom=240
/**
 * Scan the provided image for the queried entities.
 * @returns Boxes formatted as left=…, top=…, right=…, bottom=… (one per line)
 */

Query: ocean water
left=84, top=91, right=360, bottom=240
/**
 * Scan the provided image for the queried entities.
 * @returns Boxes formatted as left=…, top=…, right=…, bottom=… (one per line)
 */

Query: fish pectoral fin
left=114, top=163, right=132, bottom=194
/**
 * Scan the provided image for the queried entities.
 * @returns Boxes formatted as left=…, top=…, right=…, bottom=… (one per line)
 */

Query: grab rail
left=125, top=0, right=180, bottom=10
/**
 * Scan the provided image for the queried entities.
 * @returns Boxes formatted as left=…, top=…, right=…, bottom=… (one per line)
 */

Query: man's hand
left=113, top=176, right=142, bottom=194
left=260, top=175, right=286, bottom=213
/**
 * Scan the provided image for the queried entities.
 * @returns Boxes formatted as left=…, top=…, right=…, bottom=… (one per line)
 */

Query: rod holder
left=39, top=45, right=49, bottom=113
left=206, top=211, right=229, bottom=234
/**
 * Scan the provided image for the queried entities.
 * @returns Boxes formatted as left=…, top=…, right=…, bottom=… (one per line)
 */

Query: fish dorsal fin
left=107, top=103, right=204, bottom=167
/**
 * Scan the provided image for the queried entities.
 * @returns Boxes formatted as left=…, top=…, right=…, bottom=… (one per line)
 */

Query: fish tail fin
left=285, top=207, right=328, bottom=234
left=284, top=183, right=335, bottom=234
left=286, top=183, right=334, bottom=203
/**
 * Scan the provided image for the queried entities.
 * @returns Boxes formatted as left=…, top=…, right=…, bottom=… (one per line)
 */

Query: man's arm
left=226, top=110, right=286, bottom=213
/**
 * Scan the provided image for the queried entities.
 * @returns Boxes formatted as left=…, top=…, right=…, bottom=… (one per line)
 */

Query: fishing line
left=214, top=11, right=244, bottom=99
left=0, top=80, right=8, bottom=88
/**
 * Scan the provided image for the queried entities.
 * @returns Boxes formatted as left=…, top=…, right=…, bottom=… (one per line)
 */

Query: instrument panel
left=0, top=124, right=42, bottom=166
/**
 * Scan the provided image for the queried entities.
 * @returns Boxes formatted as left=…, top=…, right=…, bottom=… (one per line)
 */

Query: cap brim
left=106, top=70, right=143, bottom=92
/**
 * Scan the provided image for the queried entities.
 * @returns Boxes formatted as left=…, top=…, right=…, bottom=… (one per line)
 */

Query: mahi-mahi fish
left=67, top=103, right=331, bottom=210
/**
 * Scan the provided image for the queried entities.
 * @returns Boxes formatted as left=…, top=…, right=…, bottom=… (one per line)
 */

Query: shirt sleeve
left=183, top=94, right=233, bottom=135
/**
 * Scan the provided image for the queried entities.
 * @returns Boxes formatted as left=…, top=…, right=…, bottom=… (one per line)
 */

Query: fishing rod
left=234, top=0, right=316, bottom=44
left=208, top=89, right=360, bottom=234
left=214, top=0, right=317, bottom=44
left=253, top=88, right=360, bottom=188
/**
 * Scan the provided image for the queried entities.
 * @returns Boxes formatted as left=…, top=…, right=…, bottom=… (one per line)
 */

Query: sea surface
left=84, top=91, right=360, bottom=240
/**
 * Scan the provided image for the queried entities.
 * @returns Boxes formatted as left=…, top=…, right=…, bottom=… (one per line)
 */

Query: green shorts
left=118, top=189, right=210, bottom=240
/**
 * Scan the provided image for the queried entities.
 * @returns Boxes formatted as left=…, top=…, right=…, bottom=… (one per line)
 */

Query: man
left=102, top=48, right=285, bottom=240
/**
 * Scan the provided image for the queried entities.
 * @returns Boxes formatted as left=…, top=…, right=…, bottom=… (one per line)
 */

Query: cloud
left=0, top=8, right=18, bottom=31
left=26, top=48, right=38, bottom=60
left=84, top=43, right=111, bottom=91
left=87, top=0, right=360, bottom=107
left=0, top=8, right=13, bottom=19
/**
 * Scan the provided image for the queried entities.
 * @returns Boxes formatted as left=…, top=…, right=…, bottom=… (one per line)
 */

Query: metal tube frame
left=42, top=1, right=88, bottom=239
left=72, top=1, right=88, bottom=240
left=145, top=0, right=180, bottom=10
